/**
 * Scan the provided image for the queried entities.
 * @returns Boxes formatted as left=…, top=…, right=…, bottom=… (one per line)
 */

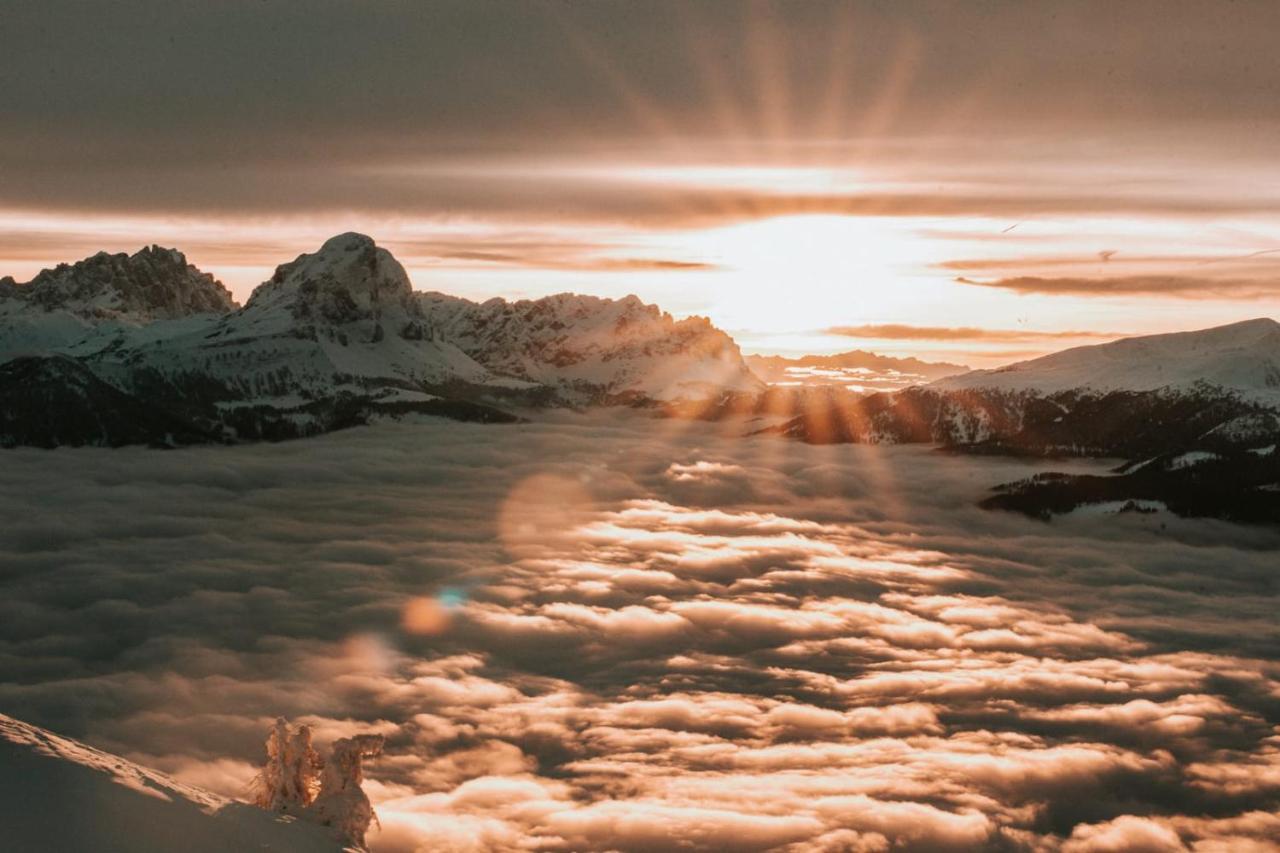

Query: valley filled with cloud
left=2, top=415, right=1277, bottom=851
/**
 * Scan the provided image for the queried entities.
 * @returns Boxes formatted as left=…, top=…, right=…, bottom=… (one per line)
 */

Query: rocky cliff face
left=131, top=232, right=496, bottom=403
left=241, top=232, right=426, bottom=340
left=0, top=246, right=235, bottom=321
left=420, top=291, right=763, bottom=402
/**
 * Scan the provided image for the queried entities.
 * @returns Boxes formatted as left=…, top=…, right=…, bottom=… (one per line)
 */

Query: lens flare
left=497, top=473, right=596, bottom=559
left=401, top=597, right=452, bottom=636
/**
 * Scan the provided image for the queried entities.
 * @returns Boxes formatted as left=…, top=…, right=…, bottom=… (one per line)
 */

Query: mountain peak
left=246, top=233, right=416, bottom=326
left=1, top=246, right=236, bottom=321
left=235, top=233, right=435, bottom=348
left=317, top=231, right=378, bottom=255
left=1108, top=317, right=1278, bottom=347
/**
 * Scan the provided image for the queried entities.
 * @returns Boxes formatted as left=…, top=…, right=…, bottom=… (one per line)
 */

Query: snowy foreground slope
left=0, top=713, right=346, bottom=853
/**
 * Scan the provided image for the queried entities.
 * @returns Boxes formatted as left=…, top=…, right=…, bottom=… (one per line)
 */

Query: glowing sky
left=4, top=0, right=1280, bottom=366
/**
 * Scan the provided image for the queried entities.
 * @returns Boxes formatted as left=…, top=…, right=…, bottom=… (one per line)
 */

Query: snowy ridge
left=0, top=712, right=344, bottom=852
left=420, top=290, right=763, bottom=401
left=0, top=245, right=236, bottom=362
left=0, top=245, right=235, bottom=321
left=932, top=318, right=1280, bottom=404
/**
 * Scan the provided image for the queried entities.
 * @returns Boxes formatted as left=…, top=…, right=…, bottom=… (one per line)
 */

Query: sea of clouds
left=1, top=412, right=1278, bottom=852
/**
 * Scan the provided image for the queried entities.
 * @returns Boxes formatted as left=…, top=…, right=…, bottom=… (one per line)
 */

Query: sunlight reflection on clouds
left=0, top=416, right=1278, bottom=851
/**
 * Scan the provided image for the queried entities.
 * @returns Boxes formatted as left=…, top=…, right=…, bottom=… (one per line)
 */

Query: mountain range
left=0, top=233, right=761, bottom=446
left=744, top=350, right=967, bottom=392
left=2, top=234, right=1277, bottom=523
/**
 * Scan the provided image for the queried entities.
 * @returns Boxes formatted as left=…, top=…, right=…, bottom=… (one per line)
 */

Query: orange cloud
left=825, top=324, right=1119, bottom=342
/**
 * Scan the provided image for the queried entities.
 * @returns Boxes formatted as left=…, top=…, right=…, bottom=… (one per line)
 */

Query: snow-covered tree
left=305, top=734, right=385, bottom=848
left=252, top=718, right=321, bottom=814
left=251, top=719, right=385, bottom=850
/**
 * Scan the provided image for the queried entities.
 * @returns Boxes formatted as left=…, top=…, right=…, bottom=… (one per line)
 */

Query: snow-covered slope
left=0, top=713, right=344, bottom=853
left=932, top=318, right=1280, bottom=403
left=0, top=355, right=217, bottom=448
left=0, top=246, right=236, bottom=362
left=420, top=291, right=763, bottom=402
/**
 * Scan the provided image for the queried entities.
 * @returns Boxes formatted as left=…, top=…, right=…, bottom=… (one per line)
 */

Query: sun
left=678, top=213, right=942, bottom=338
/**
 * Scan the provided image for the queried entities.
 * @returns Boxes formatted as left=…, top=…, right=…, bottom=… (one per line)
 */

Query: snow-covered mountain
left=931, top=318, right=1280, bottom=404
left=420, top=291, right=763, bottom=402
left=0, top=233, right=764, bottom=445
left=736, top=319, right=1280, bottom=450
left=0, top=245, right=235, bottom=320
left=0, top=712, right=344, bottom=853
left=91, top=233, right=499, bottom=406
left=0, top=246, right=236, bottom=361
left=707, top=319, right=1280, bottom=523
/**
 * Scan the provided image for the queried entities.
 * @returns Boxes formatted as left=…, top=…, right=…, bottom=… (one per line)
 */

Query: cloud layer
left=956, top=275, right=1280, bottom=300
left=1, top=415, right=1279, bottom=851
left=4, top=1, right=1280, bottom=223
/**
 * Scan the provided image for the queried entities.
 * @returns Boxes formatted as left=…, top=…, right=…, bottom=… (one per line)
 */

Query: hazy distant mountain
left=746, top=350, right=967, bottom=392
left=0, top=234, right=762, bottom=446
left=682, top=320, right=1280, bottom=523
left=744, top=320, right=1278, bottom=447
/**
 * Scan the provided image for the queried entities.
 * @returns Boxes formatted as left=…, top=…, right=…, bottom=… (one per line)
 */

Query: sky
left=3, top=417, right=1279, bottom=851
left=3, top=0, right=1280, bottom=366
